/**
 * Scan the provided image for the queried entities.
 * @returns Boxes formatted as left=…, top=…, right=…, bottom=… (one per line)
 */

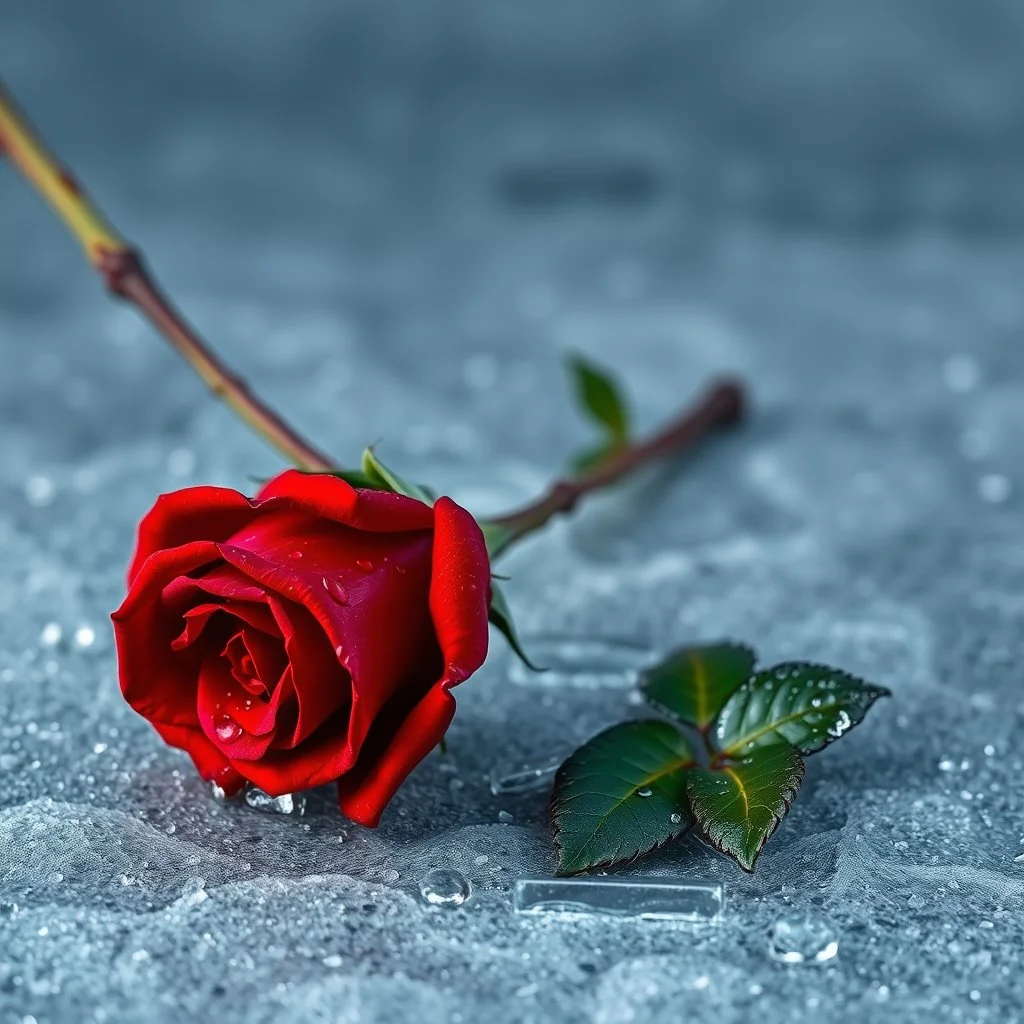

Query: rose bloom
left=111, top=470, right=491, bottom=825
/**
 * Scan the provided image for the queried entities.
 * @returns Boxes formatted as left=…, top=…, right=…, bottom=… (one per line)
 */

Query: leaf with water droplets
left=687, top=742, right=804, bottom=872
left=566, top=353, right=630, bottom=443
left=714, top=662, right=890, bottom=757
left=550, top=720, right=696, bottom=875
left=640, top=642, right=756, bottom=730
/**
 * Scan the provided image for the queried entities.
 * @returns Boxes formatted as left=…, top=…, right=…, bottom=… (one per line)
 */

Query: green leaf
left=550, top=720, right=696, bottom=875
left=640, top=642, right=756, bottom=730
left=360, top=449, right=434, bottom=504
left=489, top=582, right=541, bottom=671
left=714, top=662, right=890, bottom=757
left=567, top=353, right=630, bottom=441
left=687, top=742, right=804, bottom=872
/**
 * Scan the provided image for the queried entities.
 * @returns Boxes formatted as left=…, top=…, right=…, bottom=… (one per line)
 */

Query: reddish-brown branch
left=489, top=379, right=745, bottom=550
left=0, top=80, right=334, bottom=472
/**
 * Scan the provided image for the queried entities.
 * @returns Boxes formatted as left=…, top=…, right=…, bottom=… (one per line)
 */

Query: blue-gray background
left=1, top=3, right=1023, bottom=1022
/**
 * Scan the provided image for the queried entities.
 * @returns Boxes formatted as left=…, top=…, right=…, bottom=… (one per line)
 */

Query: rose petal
left=127, top=487, right=257, bottom=585
left=150, top=720, right=243, bottom=791
left=112, top=540, right=224, bottom=726
left=255, top=469, right=435, bottom=533
left=336, top=497, right=491, bottom=825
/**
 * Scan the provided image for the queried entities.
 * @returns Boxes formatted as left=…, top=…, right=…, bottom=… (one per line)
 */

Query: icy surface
left=2, top=1, right=1024, bottom=1021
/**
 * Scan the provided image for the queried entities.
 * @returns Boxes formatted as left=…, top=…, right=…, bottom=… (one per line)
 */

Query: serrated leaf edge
left=549, top=723, right=696, bottom=875
left=718, top=662, right=891, bottom=757
left=688, top=746, right=805, bottom=872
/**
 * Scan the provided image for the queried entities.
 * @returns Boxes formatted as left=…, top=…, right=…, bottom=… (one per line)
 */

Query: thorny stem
left=488, top=379, right=745, bottom=555
left=0, top=80, right=334, bottom=472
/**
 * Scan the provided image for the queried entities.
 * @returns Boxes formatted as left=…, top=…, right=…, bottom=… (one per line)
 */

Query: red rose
left=111, top=469, right=491, bottom=826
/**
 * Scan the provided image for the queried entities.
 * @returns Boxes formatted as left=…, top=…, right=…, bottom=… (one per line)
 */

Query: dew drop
left=322, top=577, right=349, bottom=605
left=39, top=622, right=63, bottom=647
left=827, top=710, right=851, bottom=738
left=213, top=714, right=242, bottom=743
left=355, top=559, right=374, bottom=572
left=288, top=549, right=304, bottom=561
left=244, top=786, right=305, bottom=815
left=768, top=913, right=839, bottom=965
left=419, top=868, right=471, bottom=907
left=74, top=625, right=97, bottom=649
left=670, top=812, right=683, bottom=824
left=636, top=787, right=653, bottom=798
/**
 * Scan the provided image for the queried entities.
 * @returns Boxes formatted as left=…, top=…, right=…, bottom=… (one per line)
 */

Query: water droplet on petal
left=670, top=812, right=683, bottom=824
left=288, top=549, right=304, bottom=561
left=419, top=868, right=470, bottom=907
left=322, top=577, right=349, bottom=604
left=355, top=559, right=374, bottom=572
left=213, top=714, right=242, bottom=743
left=636, top=787, right=653, bottom=798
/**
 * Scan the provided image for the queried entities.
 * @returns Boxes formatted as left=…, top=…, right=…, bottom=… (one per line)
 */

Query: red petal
left=126, top=487, right=257, bottom=585
left=112, top=540, right=223, bottom=726
left=255, top=469, right=435, bottom=533
left=150, top=720, right=242, bottom=790
left=336, top=498, right=491, bottom=825
left=428, top=497, right=491, bottom=686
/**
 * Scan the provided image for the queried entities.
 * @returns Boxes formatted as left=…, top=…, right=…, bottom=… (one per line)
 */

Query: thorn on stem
left=94, top=244, right=142, bottom=298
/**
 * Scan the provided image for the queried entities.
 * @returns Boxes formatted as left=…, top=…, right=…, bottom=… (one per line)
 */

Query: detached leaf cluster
left=550, top=642, right=889, bottom=875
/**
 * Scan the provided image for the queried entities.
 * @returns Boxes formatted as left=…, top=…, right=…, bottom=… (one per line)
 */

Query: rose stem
left=487, top=379, right=745, bottom=555
left=0, top=80, right=334, bottom=473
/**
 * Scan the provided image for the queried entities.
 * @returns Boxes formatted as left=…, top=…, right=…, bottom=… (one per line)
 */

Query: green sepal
left=687, top=742, right=804, bottom=872
left=550, top=720, right=696, bottom=875
left=640, top=642, right=756, bottom=730
left=489, top=581, right=541, bottom=671
left=360, top=448, right=435, bottom=504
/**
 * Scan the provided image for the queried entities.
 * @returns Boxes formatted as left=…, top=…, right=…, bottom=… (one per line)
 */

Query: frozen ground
left=2, top=2, right=1024, bottom=1021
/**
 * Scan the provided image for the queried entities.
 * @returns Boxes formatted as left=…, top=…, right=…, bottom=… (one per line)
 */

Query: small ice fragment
left=767, top=913, right=839, bottom=964
left=419, top=868, right=471, bottom=907
left=244, top=786, right=305, bottom=815
left=489, top=754, right=563, bottom=796
left=507, top=636, right=652, bottom=688
left=498, top=810, right=514, bottom=824
left=513, top=877, right=724, bottom=922
left=322, top=954, right=343, bottom=968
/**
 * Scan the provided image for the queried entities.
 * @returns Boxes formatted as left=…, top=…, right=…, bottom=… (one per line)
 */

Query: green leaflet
left=687, top=742, right=804, bottom=872
left=566, top=353, right=630, bottom=442
left=550, top=720, right=696, bottom=875
left=640, top=642, right=756, bottom=730
left=714, top=662, right=891, bottom=757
